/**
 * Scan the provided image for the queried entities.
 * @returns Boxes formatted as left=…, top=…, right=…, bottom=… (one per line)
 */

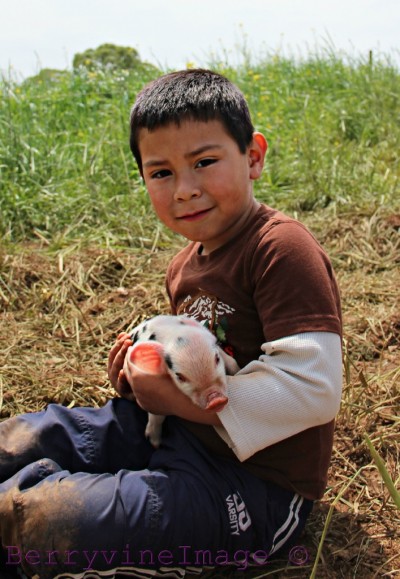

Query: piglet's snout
left=205, top=391, right=228, bottom=412
left=196, top=373, right=229, bottom=412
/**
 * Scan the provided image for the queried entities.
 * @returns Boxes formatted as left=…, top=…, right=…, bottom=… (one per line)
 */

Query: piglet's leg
left=145, top=414, right=165, bottom=448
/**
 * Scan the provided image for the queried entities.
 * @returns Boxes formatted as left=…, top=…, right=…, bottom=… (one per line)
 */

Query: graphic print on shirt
left=177, top=291, right=236, bottom=358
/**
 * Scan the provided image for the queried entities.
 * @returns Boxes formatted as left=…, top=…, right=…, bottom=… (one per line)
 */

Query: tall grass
left=226, top=54, right=400, bottom=213
left=0, top=67, right=160, bottom=246
left=1, top=50, right=399, bottom=245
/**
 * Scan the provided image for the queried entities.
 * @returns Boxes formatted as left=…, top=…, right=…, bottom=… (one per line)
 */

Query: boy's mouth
left=177, top=208, right=212, bottom=222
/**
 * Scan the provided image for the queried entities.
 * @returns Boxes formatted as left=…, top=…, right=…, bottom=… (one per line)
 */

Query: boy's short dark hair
left=129, top=69, right=255, bottom=173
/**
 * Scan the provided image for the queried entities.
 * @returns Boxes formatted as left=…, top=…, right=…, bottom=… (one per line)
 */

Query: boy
left=0, top=69, right=342, bottom=578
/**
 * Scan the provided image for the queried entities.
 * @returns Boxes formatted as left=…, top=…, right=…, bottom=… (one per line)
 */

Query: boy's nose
left=174, top=177, right=201, bottom=202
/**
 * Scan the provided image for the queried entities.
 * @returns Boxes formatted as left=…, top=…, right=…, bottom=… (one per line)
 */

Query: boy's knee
left=1, top=475, right=83, bottom=577
left=0, top=460, right=66, bottom=545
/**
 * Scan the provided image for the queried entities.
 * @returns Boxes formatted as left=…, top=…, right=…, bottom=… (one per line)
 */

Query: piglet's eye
left=215, top=353, right=220, bottom=366
left=175, top=372, right=188, bottom=383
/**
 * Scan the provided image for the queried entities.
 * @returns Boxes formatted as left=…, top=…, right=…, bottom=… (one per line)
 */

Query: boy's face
left=138, top=119, right=267, bottom=254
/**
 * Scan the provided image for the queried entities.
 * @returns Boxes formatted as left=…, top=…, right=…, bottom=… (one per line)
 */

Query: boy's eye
left=151, top=169, right=172, bottom=179
left=196, top=158, right=217, bottom=169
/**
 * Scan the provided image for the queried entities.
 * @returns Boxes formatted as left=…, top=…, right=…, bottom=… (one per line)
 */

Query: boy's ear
left=248, top=132, right=268, bottom=180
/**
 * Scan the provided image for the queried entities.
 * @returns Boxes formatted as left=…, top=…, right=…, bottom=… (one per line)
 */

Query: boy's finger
left=108, top=341, right=133, bottom=388
left=108, top=337, right=132, bottom=368
left=116, top=371, right=135, bottom=400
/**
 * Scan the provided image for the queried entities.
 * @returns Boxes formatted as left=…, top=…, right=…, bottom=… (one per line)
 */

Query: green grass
left=1, top=49, right=399, bottom=245
left=0, top=66, right=161, bottom=246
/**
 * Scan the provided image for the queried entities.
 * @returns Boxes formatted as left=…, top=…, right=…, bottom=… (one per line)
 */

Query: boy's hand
left=108, top=333, right=134, bottom=399
left=122, top=351, right=180, bottom=414
left=124, top=354, right=222, bottom=426
left=126, top=368, right=179, bottom=415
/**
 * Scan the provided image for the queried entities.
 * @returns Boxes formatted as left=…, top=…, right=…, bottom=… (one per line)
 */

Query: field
left=1, top=48, right=399, bottom=578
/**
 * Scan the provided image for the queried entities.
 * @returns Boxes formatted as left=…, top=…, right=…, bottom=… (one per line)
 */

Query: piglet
left=123, top=315, right=239, bottom=447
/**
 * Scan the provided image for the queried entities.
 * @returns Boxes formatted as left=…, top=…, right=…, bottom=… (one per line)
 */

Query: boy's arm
left=125, top=369, right=222, bottom=425
left=208, top=219, right=343, bottom=461
left=215, top=331, right=342, bottom=461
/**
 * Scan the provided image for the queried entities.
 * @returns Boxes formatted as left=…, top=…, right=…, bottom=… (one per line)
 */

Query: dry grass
left=0, top=208, right=399, bottom=578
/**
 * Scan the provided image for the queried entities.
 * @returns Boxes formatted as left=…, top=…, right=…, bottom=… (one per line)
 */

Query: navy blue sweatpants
left=0, top=399, right=312, bottom=578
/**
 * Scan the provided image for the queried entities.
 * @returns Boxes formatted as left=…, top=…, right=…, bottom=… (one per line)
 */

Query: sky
left=1, top=0, right=399, bottom=79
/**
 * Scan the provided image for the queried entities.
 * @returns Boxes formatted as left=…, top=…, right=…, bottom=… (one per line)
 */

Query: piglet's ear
left=128, top=342, right=166, bottom=375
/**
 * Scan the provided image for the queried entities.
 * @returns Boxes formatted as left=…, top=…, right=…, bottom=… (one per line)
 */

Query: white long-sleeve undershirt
left=215, top=331, right=342, bottom=462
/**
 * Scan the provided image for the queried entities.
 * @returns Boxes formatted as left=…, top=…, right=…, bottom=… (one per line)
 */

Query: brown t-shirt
left=166, top=204, right=342, bottom=500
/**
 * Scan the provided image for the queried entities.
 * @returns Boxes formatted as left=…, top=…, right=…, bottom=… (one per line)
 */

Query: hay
left=0, top=244, right=172, bottom=413
left=0, top=209, right=399, bottom=577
